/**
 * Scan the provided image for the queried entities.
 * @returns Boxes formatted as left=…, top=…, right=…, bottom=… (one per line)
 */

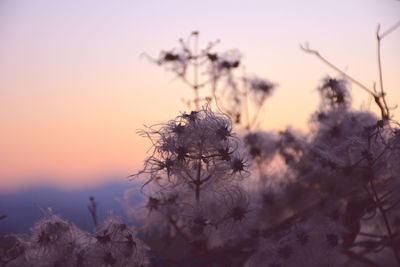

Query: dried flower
left=133, top=107, right=248, bottom=199
left=246, top=76, right=276, bottom=105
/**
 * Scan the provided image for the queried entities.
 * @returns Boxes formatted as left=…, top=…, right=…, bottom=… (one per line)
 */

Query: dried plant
left=143, top=31, right=277, bottom=130
left=3, top=21, right=400, bottom=267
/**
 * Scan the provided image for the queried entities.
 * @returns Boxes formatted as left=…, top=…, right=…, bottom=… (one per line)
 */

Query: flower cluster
left=208, top=49, right=242, bottom=77
left=135, top=107, right=248, bottom=200
left=156, top=49, right=190, bottom=77
left=4, top=213, right=147, bottom=267
left=318, top=76, right=350, bottom=111
left=148, top=32, right=277, bottom=129
left=126, top=107, right=257, bottom=262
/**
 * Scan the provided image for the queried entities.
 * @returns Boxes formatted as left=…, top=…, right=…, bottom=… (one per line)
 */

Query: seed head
left=231, top=157, right=246, bottom=173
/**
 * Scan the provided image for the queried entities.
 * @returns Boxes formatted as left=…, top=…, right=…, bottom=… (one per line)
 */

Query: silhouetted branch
left=369, top=178, right=400, bottom=264
left=375, top=21, right=400, bottom=119
left=302, top=20, right=399, bottom=120
left=379, top=20, right=400, bottom=39
left=300, top=43, right=377, bottom=96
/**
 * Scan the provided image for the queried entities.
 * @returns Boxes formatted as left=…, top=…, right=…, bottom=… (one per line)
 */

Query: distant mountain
left=0, top=182, right=142, bottom=237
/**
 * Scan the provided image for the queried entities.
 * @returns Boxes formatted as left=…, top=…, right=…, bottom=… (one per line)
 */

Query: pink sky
left=0, top=0, right=399, bottom=192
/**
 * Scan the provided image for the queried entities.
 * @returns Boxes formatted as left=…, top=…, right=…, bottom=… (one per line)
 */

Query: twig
left=88, top=196, right=98, bottom=228
left=358, top=232, right=388, bottom=239
left=379, top=20, right=400, bottom=39
left=300, top=43, right=390, bottom=120
left=300, top=43, right=377, bottom=96
left=376, top=22, right=399, bottom=119
left=241, top=67, right=251, bottom=130
left=195, top=142, right=203, bottom=201
left=369, top=179, right=400, bottom=264
left=193, top=31, right=200, bottom=110
left=301, top=20, right=400, bottom=120
left=384, top=198, right=400, bottom=212
left=249, top=97, right=266, bottom=129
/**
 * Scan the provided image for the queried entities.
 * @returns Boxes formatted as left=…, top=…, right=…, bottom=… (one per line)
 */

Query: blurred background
left=0, top=0, right=399, bottom=233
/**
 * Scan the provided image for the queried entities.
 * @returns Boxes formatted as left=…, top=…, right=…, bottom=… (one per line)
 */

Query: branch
left=369, top=179, right=400, bottom=264
left=300, top=43, right=392, bottom=119
left=300, top=43, right=377, bottom=97
left=379, top=20, right=400, bottom=39
left=302, top=21, right=400, bottom=120
left=375, top=21, right=400, bottom=119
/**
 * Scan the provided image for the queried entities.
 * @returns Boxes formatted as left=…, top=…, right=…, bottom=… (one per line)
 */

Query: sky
left=0, top=0, right=399, bottom=192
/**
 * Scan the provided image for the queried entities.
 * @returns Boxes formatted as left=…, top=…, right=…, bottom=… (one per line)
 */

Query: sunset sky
left=0, top=0, right=399, bottom=192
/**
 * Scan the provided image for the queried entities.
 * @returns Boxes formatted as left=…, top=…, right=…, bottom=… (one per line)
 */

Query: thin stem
left=380, top=20, right=400, bottom=39
left=300, top=44, right=378, bottom=97
left=249, top=97, right=266, bottom=129
left=301, top=43, right=392, bottom=119
left=377, top=25, right=384, bottom=96
left=195, top=158, right=201, bottom=201
left=193, top=31, right=200, bottom=110
left=241, top=67, right=251, bottom=130
left=372, top=135, right=400, bottom=166
left=358, top=232, right=388, bottom=239
left=302, top=20, right=400, bottom=120
left=385, top=198, right=400, bottom=212
left=211, top=74, right=219, bottom=107
left=376, top=24, right=390, bottom=118
left=369, top=179, right=400, bottom=264
left=88, top=196, right=98, bottom=228
left=195, top=140, right=203, bottom=201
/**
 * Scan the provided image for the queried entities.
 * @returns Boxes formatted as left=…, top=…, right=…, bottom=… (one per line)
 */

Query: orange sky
left=0, top=0, right=399, bottom=192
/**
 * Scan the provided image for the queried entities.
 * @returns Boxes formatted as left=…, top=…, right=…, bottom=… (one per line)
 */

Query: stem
left=380, top=20, right=400, bottom=39
left=377, top=26, right=384, bottom=97
left=88, top=196, right=98, bottom=228
left=302, top=20, right=400, bottom=120
left=358, top=232, right=388, bottom=239
left=385, top=198, right=400, bottom=212
left=241, top=67, right=251, bottom=130
left=193, top=32, right=200, bottom=110
left=196, top=158, right=201, bottom=201
left=300, top=43, right=391, bottom=120
left=369, top=179, right=400, bottom=264
left=376, top=25, right=390, bottom=118
left=249, top=97, right=266, bottom=129
left=195, top=140, right=203, bottom=201
left=211, top=74, right=219, bottom=107
left=300, top=44, right=377, bottom=97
